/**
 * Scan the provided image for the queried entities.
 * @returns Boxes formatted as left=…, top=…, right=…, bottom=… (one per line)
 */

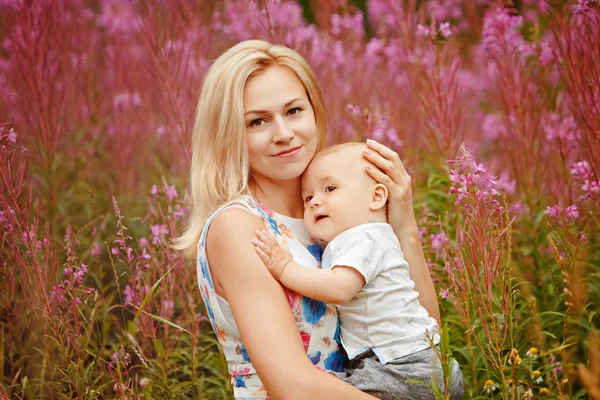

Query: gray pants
left=345, top=348, right=464, bottom=400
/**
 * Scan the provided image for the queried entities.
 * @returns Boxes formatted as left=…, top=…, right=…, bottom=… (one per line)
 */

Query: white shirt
left=321, top=222, right=439, bottom=364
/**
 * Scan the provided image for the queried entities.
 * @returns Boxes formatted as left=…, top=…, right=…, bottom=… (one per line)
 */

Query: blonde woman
left=174, top=40, right=440, bottom=400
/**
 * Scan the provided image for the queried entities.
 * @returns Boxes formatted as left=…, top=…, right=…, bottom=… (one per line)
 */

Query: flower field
left=1, top=0, right=599, bottom=398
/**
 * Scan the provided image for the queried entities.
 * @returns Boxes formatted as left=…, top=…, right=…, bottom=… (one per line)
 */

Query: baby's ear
left=370, top=183, right=388, bottom=211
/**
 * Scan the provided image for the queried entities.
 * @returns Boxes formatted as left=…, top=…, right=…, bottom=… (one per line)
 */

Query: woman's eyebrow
left=244, top=98, right=303, bottom=116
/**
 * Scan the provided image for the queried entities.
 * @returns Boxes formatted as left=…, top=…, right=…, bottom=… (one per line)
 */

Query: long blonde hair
left=172, top=40, right=328, bottom=260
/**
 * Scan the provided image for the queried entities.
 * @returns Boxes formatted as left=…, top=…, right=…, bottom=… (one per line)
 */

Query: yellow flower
left=484, top=380, right=496, bottom=394
left=515, top=355, right=522, bottom=364
left=532, top=370, right=543, bottom=383
left=533, top=370, right=541, bottom=377
left=526, top=347, right=539, bottom=358
left=540, top=388, right=549, bottom=395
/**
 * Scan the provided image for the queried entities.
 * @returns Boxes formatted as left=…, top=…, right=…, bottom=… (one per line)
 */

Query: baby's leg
left=345, top=348, right=464, bottom=400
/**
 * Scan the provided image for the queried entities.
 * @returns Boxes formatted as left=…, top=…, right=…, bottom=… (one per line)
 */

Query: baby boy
left=252, top=142, right=464, bottom=400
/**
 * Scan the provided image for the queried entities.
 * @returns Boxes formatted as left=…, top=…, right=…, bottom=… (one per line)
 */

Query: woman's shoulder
left=202, top=195, right=264, bottom=244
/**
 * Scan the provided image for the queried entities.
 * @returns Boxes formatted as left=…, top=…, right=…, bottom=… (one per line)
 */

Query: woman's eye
left=325, top=186, right=336, bottom=193
left=288, top=107, right=301, bottom=116
left=249, top=118, right=265, bottom=127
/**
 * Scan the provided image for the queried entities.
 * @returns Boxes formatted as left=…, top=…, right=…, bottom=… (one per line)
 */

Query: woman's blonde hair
left=172, top=40, right=328, bottom=260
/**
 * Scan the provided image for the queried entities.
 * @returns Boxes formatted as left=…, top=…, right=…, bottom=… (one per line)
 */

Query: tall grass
left=1, top=0, right=598, bottom=398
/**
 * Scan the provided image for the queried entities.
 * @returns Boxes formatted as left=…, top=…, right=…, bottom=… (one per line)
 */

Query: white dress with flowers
left=197, top=195, right=345, bottom=399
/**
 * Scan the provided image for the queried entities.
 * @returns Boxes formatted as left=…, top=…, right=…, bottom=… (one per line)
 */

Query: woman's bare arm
left=363, top=140, right=441, bottom=320
left=206, top=209, right=376, bottom=400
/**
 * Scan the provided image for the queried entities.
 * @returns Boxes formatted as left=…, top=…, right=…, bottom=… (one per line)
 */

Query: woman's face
left=244, top=66, right=318, bottom=183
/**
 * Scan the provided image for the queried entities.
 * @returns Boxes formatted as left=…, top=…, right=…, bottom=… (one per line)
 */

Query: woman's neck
left=249, top=175, right=304, bottom=219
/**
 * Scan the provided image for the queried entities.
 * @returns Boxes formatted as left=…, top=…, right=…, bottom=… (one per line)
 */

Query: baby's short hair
left=313, top=141, right=367, bottom=161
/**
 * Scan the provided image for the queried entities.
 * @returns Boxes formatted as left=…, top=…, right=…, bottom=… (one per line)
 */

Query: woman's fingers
left=365, top=164, right=394, bottom=186
left=364, top=139, right=409, bottom=180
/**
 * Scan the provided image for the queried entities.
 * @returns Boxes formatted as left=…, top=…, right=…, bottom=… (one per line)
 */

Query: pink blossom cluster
left=479, top=7, right=535, bottom=63
left=417, top=22, right=452, bottom=39
left=448, top=146, right=504, bottom=213
left=571, top=161, right=599, bottom=201
left=50, top=263, right=95, bottom=305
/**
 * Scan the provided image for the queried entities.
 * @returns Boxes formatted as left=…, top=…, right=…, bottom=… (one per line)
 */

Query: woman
left=174, top=40, right=440, bottom=400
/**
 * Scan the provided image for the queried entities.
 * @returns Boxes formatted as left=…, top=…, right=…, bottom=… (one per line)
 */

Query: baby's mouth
left=314, top=214, right=329, bottom=223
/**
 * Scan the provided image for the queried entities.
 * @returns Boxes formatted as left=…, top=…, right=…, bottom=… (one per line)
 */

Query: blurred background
left=1, top=0, right=599, bottom=398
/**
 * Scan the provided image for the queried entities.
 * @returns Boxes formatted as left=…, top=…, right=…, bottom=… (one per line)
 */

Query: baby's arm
left=252, top=230, right=365, bottom=304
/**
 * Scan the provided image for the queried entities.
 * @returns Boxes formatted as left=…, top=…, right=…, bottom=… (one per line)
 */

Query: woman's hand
left=362, top=139, right=441, bottom=320
left=363, top=139, right=417, bottom=236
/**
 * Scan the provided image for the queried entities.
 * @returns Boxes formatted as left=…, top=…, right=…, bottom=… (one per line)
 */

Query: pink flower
left=417, top=24, right=432, bottom=38
left=449, top=169, right=461, bottom=183
left=163, top=183, right=178, bottom=201
left=150, top=224, right=169, bottom=245
left=150, top=185, right=159, bottom=196
left=430, top=232, right=449, bottom=250
left=124, top=284, right=135, bottom=306
left=439, top=288, right=450, bottom=300
left=345, top=104, right=361, bottom=117
left=439, top=22, right=452, bottom=38
left=7, top=128, right=16, bottom=143
left=571, top=161, right=591, bottom=179
left=565, top=205, right=579, bottom=221
left=91, top=242, right=101, bottom=257
left=546, top=205, right=561, bottom=218
left=482, top=113, right=506, bottom=141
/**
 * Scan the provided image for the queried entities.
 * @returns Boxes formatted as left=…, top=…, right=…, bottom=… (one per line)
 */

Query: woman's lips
left=273, top=146, right=302, bottom=158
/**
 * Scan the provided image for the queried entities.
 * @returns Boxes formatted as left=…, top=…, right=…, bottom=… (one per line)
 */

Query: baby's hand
left=251, top=230, right=293, bottom=280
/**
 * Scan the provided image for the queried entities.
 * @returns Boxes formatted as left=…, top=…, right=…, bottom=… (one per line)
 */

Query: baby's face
left=301, top=148, right=377, bottom=243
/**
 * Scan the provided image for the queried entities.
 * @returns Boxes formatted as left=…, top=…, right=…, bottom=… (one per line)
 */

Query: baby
left=252, top=142, right=464, bottom=400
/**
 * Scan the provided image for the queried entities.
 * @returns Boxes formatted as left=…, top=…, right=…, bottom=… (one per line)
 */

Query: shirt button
left=363, top=326, right=368, bottom=331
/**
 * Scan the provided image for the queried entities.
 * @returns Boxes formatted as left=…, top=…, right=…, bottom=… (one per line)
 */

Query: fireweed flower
left=150, top=224, right=168, bottom=245
left=545, top=205, right=561, bottom=218
left=91, top=242, right=101, bottom=257
left=430, top=232, right=449, bottom=250
left=565, top=205, right=579, bottom=221
left=439, top=288, right=450, bottom=300
left=163, top=182, right=178, bottom=201
left=7, top=128, right=17, bottom=143
left=417, top=24, right=432, bottom=38
left=447, top=145, right=504, bottom=211
left=438, top=22, right=452, bottom=38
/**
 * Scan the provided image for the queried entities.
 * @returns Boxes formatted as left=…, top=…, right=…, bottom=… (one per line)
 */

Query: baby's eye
left=325, top=186, right=336, bottom=193
left=304, top=195, right=313, bottom=203
left=249, top=118, right=266, bottom=127
left=287, top=107, right=302, bottom=116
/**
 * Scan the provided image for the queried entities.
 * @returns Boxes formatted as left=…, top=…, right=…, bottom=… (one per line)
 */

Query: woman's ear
left=370, top=183, right=389, bottom=211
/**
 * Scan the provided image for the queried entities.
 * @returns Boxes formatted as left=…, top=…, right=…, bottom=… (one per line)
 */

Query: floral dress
left=197, top=195, right=346, bottom=399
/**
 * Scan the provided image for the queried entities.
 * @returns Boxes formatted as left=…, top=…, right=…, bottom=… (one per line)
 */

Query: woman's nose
left=272, top=117, right=294, bottom=143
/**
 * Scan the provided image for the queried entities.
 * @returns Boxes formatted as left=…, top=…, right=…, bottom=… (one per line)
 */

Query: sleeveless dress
left=197, top=195, right=346, bottom=399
